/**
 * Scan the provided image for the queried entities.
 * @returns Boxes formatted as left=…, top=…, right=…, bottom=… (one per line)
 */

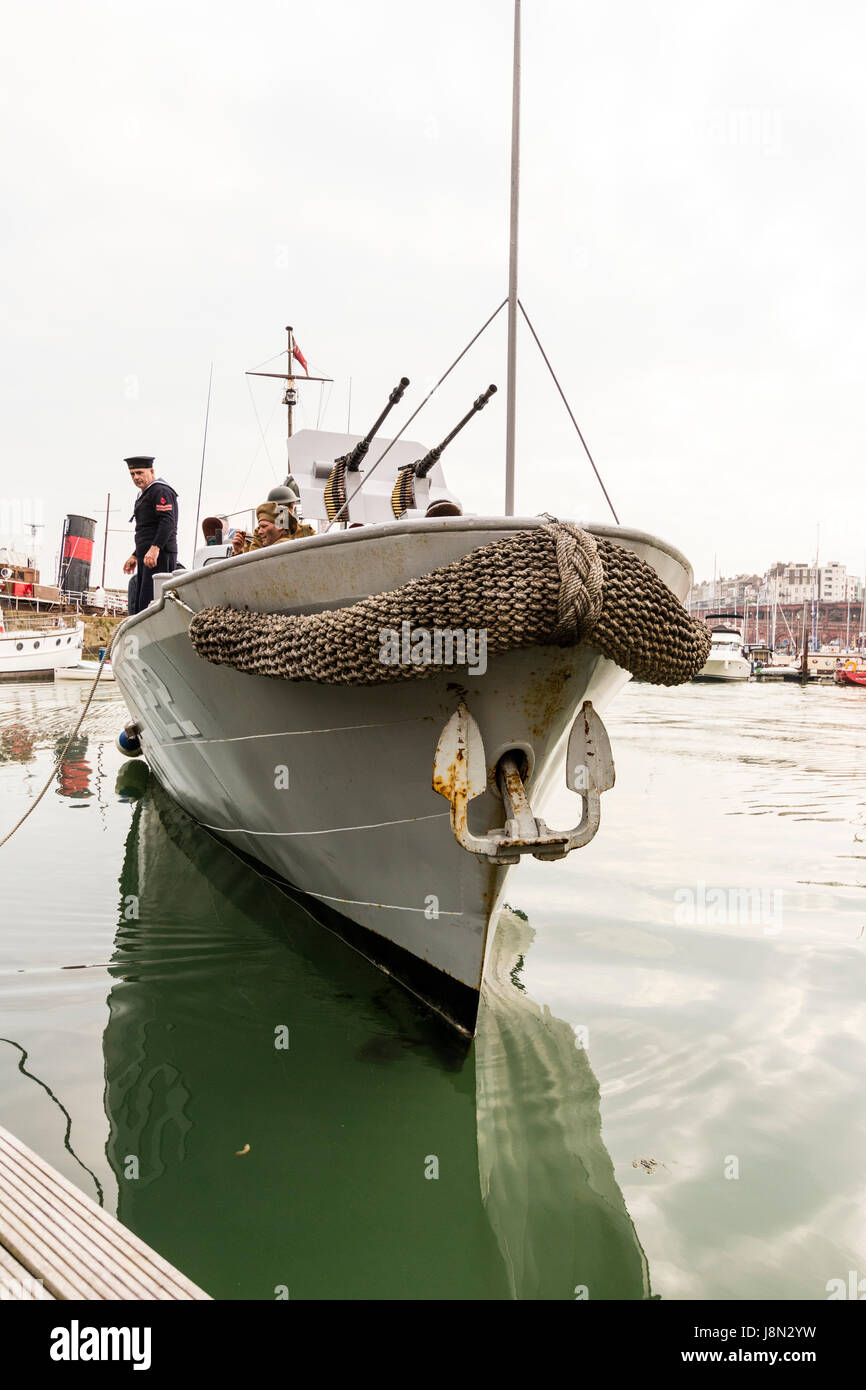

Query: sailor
left=122, top=456, right=179, bottom=615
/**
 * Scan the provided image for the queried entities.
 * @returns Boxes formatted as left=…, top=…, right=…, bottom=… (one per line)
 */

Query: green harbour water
left=1, top=677, right=864, bottom=1300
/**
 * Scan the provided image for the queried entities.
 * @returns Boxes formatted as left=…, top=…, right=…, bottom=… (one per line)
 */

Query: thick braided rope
left=548, top=522, right=604, bottom=643
left=188, top=523, right=710, bottom=686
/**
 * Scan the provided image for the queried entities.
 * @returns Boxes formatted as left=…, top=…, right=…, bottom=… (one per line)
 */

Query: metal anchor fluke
left=433, top=700, right=615, bottom=865
left=432, top=701, right=491, bottom=858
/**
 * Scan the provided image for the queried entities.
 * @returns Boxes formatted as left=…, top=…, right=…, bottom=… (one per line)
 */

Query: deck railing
left=0, top=590, right=127, bottom=618
left=0, top=612, right=85, bottom=633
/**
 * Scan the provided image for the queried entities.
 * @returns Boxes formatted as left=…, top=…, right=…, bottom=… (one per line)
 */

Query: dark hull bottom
left=781, top=673, right=836, bottom=683
left=0, top=669, right=55, bottom=682
left=201, top=824, right=481, bottom=1039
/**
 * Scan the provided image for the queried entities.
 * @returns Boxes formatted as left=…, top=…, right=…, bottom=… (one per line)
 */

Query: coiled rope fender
left=188, top=522, right=711, bottom=687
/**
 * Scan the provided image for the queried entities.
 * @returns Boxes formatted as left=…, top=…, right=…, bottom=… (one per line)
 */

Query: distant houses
left=688, top=562, right=864, bottom=650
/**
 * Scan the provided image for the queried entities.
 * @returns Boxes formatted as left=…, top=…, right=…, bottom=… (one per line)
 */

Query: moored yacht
left=0, top=612, right=85, bottom=680
left=694, top=621, right=751, bottom=682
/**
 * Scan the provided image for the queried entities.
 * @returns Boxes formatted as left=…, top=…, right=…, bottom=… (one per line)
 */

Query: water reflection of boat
left=476, top=910, right=651, bottom=1300
left=104, top=772, right=651, bottom=1299
left=54, top=733, right=92, bottom=800
left=0, top=723, right=36, bottom=762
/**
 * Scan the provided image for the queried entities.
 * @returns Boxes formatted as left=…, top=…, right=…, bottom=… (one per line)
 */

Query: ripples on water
left=0, top=678, right=863, bottom=1299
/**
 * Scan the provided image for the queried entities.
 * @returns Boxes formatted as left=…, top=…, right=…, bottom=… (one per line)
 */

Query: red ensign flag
left=292, top=342, right=309, bottom=375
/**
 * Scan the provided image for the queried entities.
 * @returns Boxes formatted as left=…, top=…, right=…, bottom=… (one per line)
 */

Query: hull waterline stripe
left=152, top=716, right=429, bottom=747
left=302, top=889, right=462, bottom=916
left=199, top=811, right=449, bottom=837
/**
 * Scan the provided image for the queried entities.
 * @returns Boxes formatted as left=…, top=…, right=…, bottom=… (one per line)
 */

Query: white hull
left=694, top=655, right=751, bottom=681
left=111, top=516, right=692, bottom=1031
left=0, top=621, right=84, bottom=678
left=55, top=659, right=115, bottom=682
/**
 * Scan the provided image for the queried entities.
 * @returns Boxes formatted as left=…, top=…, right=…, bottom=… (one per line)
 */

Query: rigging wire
left=318, top=379, right=334, bottom=430
left=191, top=363, right=214, bottom=559
left=245, top=375, right=279, bottom=482
left=325, top=299, right=508, bottom=530
left=517, top=299, right=620, bottom=525
left=247, top=347, right=288, bottom=372
left=231, top=388, right=282, bottom=516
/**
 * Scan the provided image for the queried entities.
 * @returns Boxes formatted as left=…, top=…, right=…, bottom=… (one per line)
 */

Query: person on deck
left=122, top=456, right=179, bottom=615
left=231, top=493, right=314, bottom=555
left=425, top=499, right=463, bottom=517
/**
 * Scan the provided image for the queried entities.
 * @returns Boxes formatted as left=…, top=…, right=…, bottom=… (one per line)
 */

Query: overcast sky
left=2, top=0, right=864, bottom=589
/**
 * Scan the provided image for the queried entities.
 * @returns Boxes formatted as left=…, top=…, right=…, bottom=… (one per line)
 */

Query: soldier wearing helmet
left=231, top=479, right=313, bottom=554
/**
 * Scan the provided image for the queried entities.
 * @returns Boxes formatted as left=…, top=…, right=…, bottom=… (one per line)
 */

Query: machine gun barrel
left=413, top=384, right=497, bottom=478
left=340, top=376, right=410, bottom=472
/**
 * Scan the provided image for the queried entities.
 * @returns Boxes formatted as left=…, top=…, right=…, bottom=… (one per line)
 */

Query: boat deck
left=0, top=1125, right=211, bottom=1300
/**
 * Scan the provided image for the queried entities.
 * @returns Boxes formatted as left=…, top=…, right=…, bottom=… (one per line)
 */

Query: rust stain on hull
left=521, top=664, right=575, bottom=741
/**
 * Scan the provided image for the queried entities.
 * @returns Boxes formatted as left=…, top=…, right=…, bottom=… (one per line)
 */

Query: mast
left=812, top=522, right=819, bottom=652
left=245, top=342, right=332, bottom=476
left=846, top=596, right=850, bottom=650
left=101, top=493, right=110, bottom=587
left=286, top=325, right=296, bottom=441
left=504, top=0, right=521, bottom=516
left=801, top=600, right=809, bottom=683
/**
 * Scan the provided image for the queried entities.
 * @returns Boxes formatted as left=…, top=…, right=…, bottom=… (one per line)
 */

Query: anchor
left=433, top=700, right=614, bottom=864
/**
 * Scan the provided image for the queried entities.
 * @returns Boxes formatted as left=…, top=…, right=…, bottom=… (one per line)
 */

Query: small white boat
left=55, top=658, right=115, bottom=683
left=694, top=624, right=751, bottom=682
left=0, top=617, right=84, bottom=679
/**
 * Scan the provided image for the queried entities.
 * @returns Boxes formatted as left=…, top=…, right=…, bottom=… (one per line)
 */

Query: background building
left=687, top=560, right=864, bottom=650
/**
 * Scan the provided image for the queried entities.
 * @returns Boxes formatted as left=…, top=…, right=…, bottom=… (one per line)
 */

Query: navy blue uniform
left=130, top=479, right=179, bottom=615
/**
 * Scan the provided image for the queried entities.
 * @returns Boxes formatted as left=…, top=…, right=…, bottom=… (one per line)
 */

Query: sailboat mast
left=504, top=0, right=521, bottom=516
